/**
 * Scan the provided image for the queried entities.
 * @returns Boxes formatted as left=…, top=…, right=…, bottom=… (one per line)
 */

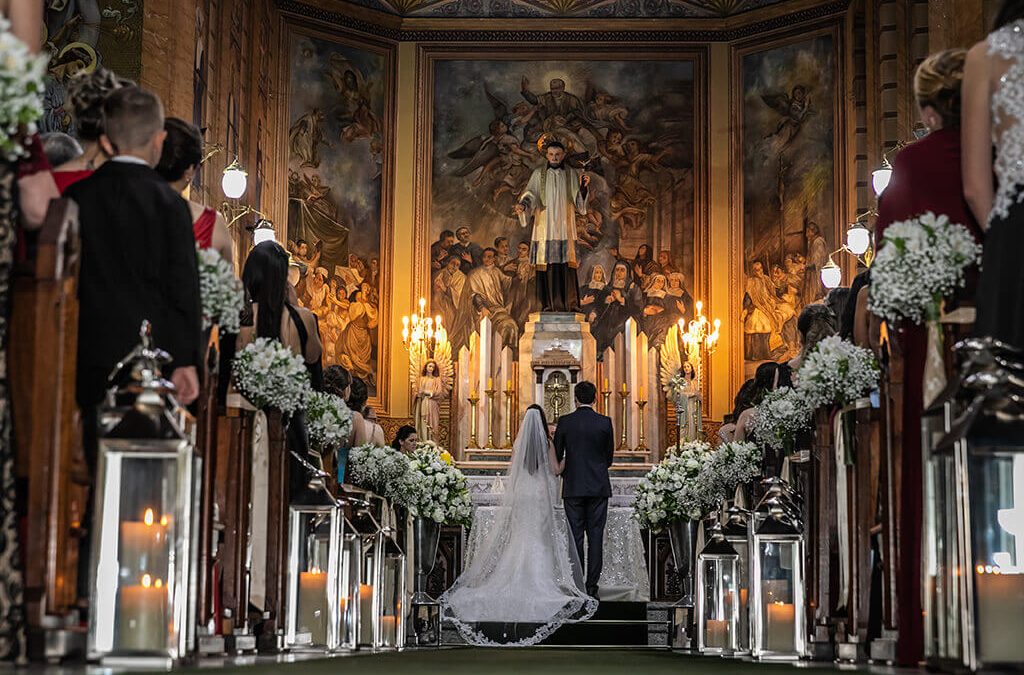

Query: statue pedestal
left=517, top=312, right=597, bottom=422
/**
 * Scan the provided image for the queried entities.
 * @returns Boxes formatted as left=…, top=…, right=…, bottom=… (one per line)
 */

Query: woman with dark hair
left=525, top=403, right=564, bottom=476
left=156, top=117, right=234, bottom=261
left=349, top=377, right=385, bottom=446
left=323, top=364, right=352, bottom=400
left=789, top=304, right=838, bottom=371
left=52, top=67, right=132, bottom=192
left=239, top=241, right=323, bottom=389
left=391, top=425, right=418, bottom=453
left=964, top=3, right=1024, bottom=348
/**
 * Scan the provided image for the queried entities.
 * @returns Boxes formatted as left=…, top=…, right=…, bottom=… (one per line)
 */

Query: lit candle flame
left=144, top=508, right=154, bottom=526
left=142, top=574, right=152, bottom=588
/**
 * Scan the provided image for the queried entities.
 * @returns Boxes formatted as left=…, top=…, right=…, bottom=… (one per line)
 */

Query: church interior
left=2, top=0, right=1023, bottom=672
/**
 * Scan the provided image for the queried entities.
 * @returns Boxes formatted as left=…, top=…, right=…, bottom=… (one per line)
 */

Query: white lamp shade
left=253, top=226, right=276, bottom=245
left=222, top=166, right=248, bottom=199
left=820, top=262, right=842, bottom=289
left=872, top=168, right=892, bottom=196
left=846, top=225, right=871, bottom=256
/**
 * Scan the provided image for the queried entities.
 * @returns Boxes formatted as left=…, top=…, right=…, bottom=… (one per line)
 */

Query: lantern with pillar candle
left=931, top=362, right=1024, bottom=671
left=750, top=498, right=807, bottom=661
left=352, top=493, right=406, bottom=651
left=86, top=323, right=199, bottom=667
left=697, top=524, right=741, bottom=655
left=338, top=509, right=364, bottom=651
left=723, top=506, right=751, bottom=653
left=284, top=487, right=343, bottom=651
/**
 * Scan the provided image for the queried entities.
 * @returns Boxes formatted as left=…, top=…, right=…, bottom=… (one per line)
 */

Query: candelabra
left=466, top=392, right=480, bottom=449
left=484, top=387, right=497, bottom=449
left=616, top=388, right=630, bottom=452
left=635, top=398, right=648, bottom=453
left=401, top=297, right=446, bottom=366
left=679, top=301, right=721, bottom=402
left=502, top=381, right=515, bottom=449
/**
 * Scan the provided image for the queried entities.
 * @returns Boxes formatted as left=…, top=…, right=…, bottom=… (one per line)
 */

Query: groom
left=554, top=381, right=615, bottom=598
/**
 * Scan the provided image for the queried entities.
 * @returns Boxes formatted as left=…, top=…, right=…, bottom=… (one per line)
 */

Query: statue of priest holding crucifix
left=514, top=140, right=590, bottom=313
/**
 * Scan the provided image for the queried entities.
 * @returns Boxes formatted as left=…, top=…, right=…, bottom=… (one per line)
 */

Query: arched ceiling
left=335, top=0, right=794, bottom=19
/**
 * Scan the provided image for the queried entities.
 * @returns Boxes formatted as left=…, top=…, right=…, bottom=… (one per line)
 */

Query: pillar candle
left=765, top=602, right=795, bottom=652
left=298, top=571, right=328, bottom=645
left=120, top=509, right=168, bottom=578
left=118, top=575, right=167, bottom=652
left=487, top=377, right=493, bottom=390
left=639, top=385, right=644, bottom=400
left=621, top=382, right=627, bottom=394
left=339, top=597, right=350, bottom=641
left=603, top=378, right=609, bottom=391
left=381, top=616, right=397, bottom=647
left=359, top=584, right=374, bottom=646
left=976, top=572, right=1024, bottom=662
left=705, top=619, right=729, bottom=649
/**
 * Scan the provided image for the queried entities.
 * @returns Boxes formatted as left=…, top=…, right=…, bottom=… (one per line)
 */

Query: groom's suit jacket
left=554, top=405, right=614, bottom=498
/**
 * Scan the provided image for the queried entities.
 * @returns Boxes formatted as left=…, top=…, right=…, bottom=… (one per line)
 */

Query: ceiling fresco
left=338, top=0, right=794, bottom=19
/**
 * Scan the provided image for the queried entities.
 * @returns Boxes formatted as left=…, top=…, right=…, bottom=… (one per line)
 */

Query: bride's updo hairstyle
left=67, top=67, right=132, bottom=141
left=914, top=49, right=967, bottom=128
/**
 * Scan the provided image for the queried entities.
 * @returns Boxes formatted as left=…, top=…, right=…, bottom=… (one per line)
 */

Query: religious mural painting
left=426, top=54, right=701, bottom=356
left=286, top=31, right=391, bottom=397
left=737, top=31, right=837, bottom=379
left=41, top=0, right=144, bottom=134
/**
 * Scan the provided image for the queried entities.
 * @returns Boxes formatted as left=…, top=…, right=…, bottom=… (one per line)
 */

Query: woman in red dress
left=51, top=68, right=131, bottom=194
left=156, top=118, right=234, bottom=261
left=873, top=49, right=982, bottom=667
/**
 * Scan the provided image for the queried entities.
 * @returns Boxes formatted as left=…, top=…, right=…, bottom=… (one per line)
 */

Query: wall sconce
left=820, top=258, right=843, bottom=290
left=252, top=219, right=276, bottom=245
left=821, top=210, right=876, bottom=289
left=221, top=159, right=248, bottom=200
left=871, top=160, right=892, bottom=197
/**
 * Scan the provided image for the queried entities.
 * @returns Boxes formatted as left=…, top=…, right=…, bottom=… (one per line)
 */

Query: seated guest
left=734, top=362, right=784, bottom=443
left=788, top=304, right=837, bottom=371
left=350, top=378, right=385, bottom=446
left=323, top=364, right=353, bottom=401
left=40, top=131, right=82, bottom=167
left=392, top=425, right=418, bottom=453
left=53, top=68, right=132, bottom=193
left=156, top=118, right=234, bottom=262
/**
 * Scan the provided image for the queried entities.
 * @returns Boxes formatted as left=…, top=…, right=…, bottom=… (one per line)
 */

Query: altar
left=464, top=475, right=651, bottom=602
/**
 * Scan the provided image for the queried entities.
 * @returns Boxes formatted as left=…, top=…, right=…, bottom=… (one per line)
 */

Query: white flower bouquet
left=665, top=371, right=691, bottom=406
left=750, top=386, right=812, bottom=455
left=346, top=443, right=411, bottom=503
left=707, top=441, right=762, bottom=499
left=197, top=248, right=244, bottom=333
left=404, top=444, right=473, bottom=526
left=306, top=391, right=353, bottom=452
left=231, top=337, right=311, bottom=415
left=868, top=211, right=982, bottom=325
left=795, top=335, right=879, bottom=408
left=633, top=443, right=718, bottom=529
left=0, top=17, right=47, bottom=161
left=415, top=440, right=454, bottom=465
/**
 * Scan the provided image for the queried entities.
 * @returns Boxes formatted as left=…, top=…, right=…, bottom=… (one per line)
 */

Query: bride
left=440, top=405, right=598, bottom=646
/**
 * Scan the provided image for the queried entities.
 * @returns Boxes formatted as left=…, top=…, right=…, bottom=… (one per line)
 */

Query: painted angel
left=761, top=85, right=815, bottom=150
left=410, top=341, right=454, bottom=442
left=660, top=325, right=702, bottom=443
left=327, top=53, right=380, bottom=143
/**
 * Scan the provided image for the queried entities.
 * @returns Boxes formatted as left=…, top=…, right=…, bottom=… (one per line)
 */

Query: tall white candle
left=976, top=571, right=1024, bottom=662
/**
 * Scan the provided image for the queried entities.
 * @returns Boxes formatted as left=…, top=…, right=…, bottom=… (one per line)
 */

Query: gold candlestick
left=616, top=390, right=630, bottom=452
left=502, top=383, right=515, bottom=449
left=601, top=388, right=611, bottom=416
left=635, top=399, right=649, bottom=453
left=467, top=392, right=480, bottom=449
left=484, top=388, right=497, bottom=449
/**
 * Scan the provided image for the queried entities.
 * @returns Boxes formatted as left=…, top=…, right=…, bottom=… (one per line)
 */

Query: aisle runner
left=465, top=477, right=650, bottom=602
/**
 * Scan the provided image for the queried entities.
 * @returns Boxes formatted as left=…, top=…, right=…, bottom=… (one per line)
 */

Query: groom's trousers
left=564, top=497, right=609, bottom=595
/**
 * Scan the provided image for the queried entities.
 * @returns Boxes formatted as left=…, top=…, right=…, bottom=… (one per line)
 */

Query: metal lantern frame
left=352, top=494, right=407, bottom=651
left=697, top=525, right=741, bottom=655
left=723, top=507, right=751, bottom=654
left=750, top=499, right=807, bottom=661
left=339, top=512, right=363, bottom=652
left=284, top=492, right=343, bottom=651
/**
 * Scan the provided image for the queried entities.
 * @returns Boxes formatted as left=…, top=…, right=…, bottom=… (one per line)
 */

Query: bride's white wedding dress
left=440, top=409, right=598, bottom=646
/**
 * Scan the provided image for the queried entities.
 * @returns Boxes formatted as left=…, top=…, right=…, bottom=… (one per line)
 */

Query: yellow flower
left=440, top=451, right=453, bottom=465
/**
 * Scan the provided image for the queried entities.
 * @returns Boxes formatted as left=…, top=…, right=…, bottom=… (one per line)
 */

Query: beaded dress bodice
left=988, top=19, right=1024, bottom=221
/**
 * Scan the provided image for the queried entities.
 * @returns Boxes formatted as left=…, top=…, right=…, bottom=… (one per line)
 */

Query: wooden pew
left=257, top=409, right=289, bottom=651
left=10, top=200, right=88, bottom=659
left=807, top=408, right=837, bottom=657
left=194, top=333, right=221, bottom=650
left=216, top=407, right=255, bottom=651
left=872, top=338, right=901, bottom=661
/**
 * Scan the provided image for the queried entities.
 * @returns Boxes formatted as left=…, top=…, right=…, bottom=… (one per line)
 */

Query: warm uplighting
left=820, top=258, right=842, bottom=289
left=221, top=159, right=248, bottom=199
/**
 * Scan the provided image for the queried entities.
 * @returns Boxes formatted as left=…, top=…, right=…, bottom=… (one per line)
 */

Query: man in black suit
left=67, top=85, right=202, bottom=466
left=553, top=380, right=615, bottom=598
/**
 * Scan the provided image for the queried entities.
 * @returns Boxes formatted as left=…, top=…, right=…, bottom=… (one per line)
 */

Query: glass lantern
left=351, top=493, right=406, bottom=651
left=697, top=524, right=741, bottom=655
left=723, top=506, right=751, bottom=653
left=338, top=511, right=363, bottom=652
left=87, top=330, right=198, bottom=666
left=285, top=489, right=342, bottom=651
left=750, top=498, right=807, bottom=661
left=934, top=366, right=1024, bottom=670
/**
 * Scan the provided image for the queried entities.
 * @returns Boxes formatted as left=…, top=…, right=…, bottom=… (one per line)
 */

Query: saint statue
left=514, top=140, right=590, bottom=313
left=409, top=344, right=453, bottom=442
left=677, top=360, right=701, bottom=443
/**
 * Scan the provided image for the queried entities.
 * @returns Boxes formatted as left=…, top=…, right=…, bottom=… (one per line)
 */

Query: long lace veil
left=440, top=409, right=597, bottom=646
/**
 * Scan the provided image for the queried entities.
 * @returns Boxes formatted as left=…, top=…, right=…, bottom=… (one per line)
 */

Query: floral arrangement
left=197, top=248, right=244, bottom=333
left=346, top=443, right=412, bottom=503
left=415, top=440, right=454, bottom=465
left=795, top=335, right=879, bottom=408
left=306, top=391, right=353, bottom=452
left=404, top=444, right=473, bottom=526
left=633, top=443, right=718, bottom=529
left=231, top=337, right=311, bottom=415
left=868, top=211, right=982, bottom=325
left=749, top=386, right=812, bottom=455
left=664, top=371, right=691, bottom=406
left=0, top=17, right=47, bottom=161
left=707, top=441, right=762, bottom=499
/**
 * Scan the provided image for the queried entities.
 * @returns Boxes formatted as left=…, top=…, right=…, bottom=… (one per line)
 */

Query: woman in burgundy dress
left=873, top=49, right=982, bottom=667
left=156, top=118, right=234, bottom=261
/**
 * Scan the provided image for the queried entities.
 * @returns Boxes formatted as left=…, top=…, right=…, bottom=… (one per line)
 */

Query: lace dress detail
left=988, top=19, right=1024, bottom=222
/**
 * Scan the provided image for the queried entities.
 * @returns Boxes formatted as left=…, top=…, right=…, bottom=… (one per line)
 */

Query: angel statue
left=410, top=342, right=454, bottom=442
left=660, top=324, right=702, bottom=443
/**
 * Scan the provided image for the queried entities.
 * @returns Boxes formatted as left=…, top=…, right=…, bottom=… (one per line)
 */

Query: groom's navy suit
left=554, top=404, right=615, bottom=597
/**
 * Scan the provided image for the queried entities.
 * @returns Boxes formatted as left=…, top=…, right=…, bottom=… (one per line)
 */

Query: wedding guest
left=156, top=117, right=234, bottom=261
left=391, top=425, right=418, bottom=453
left=788, top=304, right=837, bottom=371
left=324, top=364, right=352, bottom=401
left=881, top=47, right=978, bottom=667
left=964, top=3, right=1024, bottom=349
left=350, top=378, right=385, bottom=446
left=40, top=131, right=82, bottom=167
left=52, top=68, right=132, bottom=193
